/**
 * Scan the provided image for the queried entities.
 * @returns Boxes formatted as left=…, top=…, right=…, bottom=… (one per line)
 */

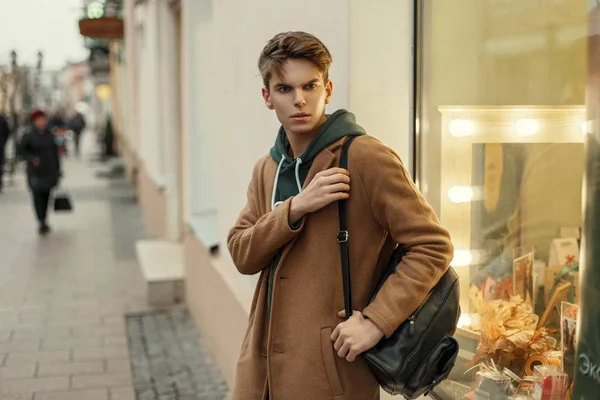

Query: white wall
left=348, top=0, right=414, bottom=171
left=123, top=0, right=138, bottom=154
left=135, top=1, right=162, bottom=183
left=157, top=1, right=182, bottom=241
left=129, top=0, right=182, bottom=241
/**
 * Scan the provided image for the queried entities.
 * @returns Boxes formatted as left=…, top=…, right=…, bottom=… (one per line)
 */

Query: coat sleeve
left=353, top=136, right=454, bottom=339
left=227, top=158, right=306, bottom=275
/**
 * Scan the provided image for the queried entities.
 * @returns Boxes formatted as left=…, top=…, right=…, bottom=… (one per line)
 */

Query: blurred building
left=57, top=61, right=92, bottom=114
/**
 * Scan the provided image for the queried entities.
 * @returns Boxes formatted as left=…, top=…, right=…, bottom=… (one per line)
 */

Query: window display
left=416, top=1, right=588, bottom=398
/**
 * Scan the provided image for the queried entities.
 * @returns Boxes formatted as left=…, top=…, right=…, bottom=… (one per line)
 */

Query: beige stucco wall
left=138, top=163, right=167, bottom=239
left=183, top=232, right=249, bottom=389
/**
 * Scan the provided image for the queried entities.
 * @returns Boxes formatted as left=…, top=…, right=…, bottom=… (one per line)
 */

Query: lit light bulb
left=448, top=186, right=474, bottom=203
left=457, top=313, right=472, bottom=329
left=581, top=120, right=594, bottom=135
left=449, top=119, right=475, bottom=137
left=87, top=2, right=105, bottom=19
left=450, top=250, right=473, bottom=267
left=516, top=118, right=539, bottom=136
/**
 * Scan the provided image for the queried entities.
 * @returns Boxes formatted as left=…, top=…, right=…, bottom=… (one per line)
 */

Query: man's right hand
left=289, top=168, right=350, bottom=225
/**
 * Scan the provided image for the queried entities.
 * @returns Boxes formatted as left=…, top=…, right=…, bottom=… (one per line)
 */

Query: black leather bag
left=337, top=137, right=461, bottom=399
left=53, top=188, right=73, bottom=212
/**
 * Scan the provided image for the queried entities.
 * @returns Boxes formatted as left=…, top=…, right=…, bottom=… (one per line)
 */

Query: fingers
left=334, top=336, right=344, bottom=352
left=327, top=192, right=350, bottom=203
left=346, top=349, right=358, bottom=363
left=321, top=173, right=351, bottom=186
left=331, top=325, right=340, bottom=342
left=328, top=183, right=350, bottom=193
left=337, top=341, right=351, bottom=359
left=317, top=168, right=349, bottom=178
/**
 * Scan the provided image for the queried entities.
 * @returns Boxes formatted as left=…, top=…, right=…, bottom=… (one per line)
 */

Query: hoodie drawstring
left=294, top=158, right=303, bottom=193
left=271, top=157, right=286, bottom=211
left=271, top=156, right=304, bottom=211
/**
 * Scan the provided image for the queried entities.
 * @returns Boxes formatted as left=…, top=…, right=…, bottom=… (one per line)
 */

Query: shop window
left=417, top=0, right=587, bottom=397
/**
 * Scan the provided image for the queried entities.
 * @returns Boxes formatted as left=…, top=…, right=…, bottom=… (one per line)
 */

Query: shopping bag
left=53, top=188, right=73, bottom=212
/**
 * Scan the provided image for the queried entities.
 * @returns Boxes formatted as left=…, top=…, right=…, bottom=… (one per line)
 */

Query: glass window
left=417, top=0, right=587, bottom=397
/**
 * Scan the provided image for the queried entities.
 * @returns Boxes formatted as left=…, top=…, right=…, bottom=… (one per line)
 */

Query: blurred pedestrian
left=0, top=113, right=10, bottom=193
left=68, top=109, right=86, bottom=157
left=18, top=109, right=62, bottom=235
left=48, top=110, right=68, bottom=157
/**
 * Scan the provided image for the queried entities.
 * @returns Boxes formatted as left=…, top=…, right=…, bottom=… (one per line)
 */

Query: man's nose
left=293, top=89, right=306, bottom=107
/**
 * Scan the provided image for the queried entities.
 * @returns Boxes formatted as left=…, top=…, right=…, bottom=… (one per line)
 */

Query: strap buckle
left=337, top=230, right=349, bottom=243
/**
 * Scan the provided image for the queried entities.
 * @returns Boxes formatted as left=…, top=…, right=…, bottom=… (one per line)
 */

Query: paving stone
left=6, top=351, right=70, bottom=366
left=34, top=389, right=108, bottom=400
left=11, top=327, right=71, bottom=340
left=71, top=373, right=133, bottom=390
left=37, top=361, right=104, bottom=377
left=71, top=325, right=125, bottom=338
left=105, top=359, right=131, bottom=374
left=72, top=348, right=129, bottom=362
left=0, top=364, right=36, bottom=380
left=0, top=340, right=40, bottom=353
left=0, top=394, right=33, bottom=400
left=0, top=376, right=69, bottom=394
left=41, top=337, right=103, bottom=351
left=103, top=336, right=127, bottom=348
left=109, top=387, right=135, bottom=400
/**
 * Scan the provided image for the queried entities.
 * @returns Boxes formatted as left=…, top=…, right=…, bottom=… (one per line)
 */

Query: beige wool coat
left=227, top=136, right=453, bottom=400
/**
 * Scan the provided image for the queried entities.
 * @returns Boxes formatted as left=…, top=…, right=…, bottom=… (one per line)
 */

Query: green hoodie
left=267, top=109, right=366, bottom=315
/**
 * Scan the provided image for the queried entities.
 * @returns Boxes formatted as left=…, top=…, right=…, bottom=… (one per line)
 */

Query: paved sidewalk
left=0, top=139, right=149, bottom=399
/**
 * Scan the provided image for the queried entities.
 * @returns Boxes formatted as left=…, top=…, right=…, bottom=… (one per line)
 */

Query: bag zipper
left=396, top=279, right=459, bottom=373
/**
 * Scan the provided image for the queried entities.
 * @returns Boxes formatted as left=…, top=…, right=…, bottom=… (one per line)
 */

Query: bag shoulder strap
left=338, top=136, right=358, bottom=319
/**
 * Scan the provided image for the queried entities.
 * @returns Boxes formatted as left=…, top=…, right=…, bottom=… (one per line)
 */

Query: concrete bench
left=135, top=240, right=185, bottom=307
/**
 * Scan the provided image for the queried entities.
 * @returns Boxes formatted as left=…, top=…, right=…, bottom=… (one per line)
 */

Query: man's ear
left=325, top=80, right=333, bottom=105
left=262, top=87, right=274, bottom=110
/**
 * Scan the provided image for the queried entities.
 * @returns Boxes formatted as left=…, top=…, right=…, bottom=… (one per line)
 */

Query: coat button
left=262, top=346, right=267, bottom=357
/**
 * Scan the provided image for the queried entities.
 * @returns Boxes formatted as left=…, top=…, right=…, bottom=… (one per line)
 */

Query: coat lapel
left=302, top=138, right=346, bottom=189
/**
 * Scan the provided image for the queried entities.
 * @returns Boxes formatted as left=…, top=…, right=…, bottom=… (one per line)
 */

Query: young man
left=228, top=32, right=453, bottom=400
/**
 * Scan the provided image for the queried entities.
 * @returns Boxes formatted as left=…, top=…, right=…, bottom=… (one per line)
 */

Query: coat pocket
left=320, top=327, right=345, bottom=396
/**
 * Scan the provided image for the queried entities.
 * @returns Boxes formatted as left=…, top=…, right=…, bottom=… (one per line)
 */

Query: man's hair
left=258, top=31, right=332, bottom=90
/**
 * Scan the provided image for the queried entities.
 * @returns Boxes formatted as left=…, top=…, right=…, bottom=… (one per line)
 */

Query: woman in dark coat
left=18, top=109, right=61, bottom=235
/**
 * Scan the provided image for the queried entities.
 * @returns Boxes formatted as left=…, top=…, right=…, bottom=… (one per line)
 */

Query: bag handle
left=338, top=136, right=358, bottom=319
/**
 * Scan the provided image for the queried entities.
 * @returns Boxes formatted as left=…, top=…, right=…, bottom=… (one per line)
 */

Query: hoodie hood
left=269, top=109, right=366, bottom=210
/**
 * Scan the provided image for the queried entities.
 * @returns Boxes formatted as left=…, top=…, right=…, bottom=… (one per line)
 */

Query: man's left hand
left=331, top=310, right=385, bottom=362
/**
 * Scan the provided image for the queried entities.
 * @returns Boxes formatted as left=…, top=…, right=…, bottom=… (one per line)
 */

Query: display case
left=435, top=105, right=585, bottom=398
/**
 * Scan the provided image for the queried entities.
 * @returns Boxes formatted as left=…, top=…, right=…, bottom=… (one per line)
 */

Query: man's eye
left=278, top=87, right=290, bottom=93
left=305, top=84, right=317, bottom=90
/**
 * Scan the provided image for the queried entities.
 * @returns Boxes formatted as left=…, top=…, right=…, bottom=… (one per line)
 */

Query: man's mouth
left=291, top=113, right=311, bottom=119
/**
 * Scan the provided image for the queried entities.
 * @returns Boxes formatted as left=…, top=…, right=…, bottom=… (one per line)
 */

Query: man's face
left=33, top=116, right=47, bottom=130
left=262, top=59, right=333, bottom=136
